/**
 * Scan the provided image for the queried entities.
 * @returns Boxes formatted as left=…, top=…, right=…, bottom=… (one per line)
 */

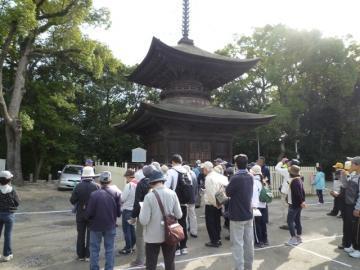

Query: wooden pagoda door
left=189, top=141, right=211, bottom=164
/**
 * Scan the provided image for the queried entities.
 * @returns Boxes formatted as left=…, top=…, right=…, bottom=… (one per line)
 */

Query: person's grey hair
left=203, top=162, right=213, bottom=172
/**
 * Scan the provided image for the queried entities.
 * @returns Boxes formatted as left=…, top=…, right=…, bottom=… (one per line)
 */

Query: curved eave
left=115, top=102, right=275, bottom=134
left=128, top=37, right=259, bottom=90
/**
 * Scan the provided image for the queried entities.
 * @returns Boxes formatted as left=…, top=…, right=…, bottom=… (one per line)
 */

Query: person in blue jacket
left=313, top=166, right=325, bottom=204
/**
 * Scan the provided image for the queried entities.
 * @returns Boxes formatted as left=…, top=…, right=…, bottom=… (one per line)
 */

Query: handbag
left=215, top=186, right=229, bottom=207
left=259, top=185, right=273, bottom=203
left=153, top=190, right=185, bottom=246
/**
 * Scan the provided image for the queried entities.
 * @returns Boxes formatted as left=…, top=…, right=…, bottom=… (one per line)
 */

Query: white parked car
left=58, top=165, right=83, bottom=190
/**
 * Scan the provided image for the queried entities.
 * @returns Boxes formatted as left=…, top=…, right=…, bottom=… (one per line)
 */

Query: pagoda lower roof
left=128, top=37, right=259, bottom=90
left=116, top=102, right=274, bottom=134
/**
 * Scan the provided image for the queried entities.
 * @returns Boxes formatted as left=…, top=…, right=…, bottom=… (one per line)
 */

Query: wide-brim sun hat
left=288, top=165, right=301, bottom=176
left=81, top=166, right=96, bottom=178
left=148, top=170, right=166, bottom=184
left=250, top=165, right=262, bottom=175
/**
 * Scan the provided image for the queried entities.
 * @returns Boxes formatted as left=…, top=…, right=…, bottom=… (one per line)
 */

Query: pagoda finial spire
left=178, top=0, right=194, bottom=45
left=182, top=0, right=190, bottom=39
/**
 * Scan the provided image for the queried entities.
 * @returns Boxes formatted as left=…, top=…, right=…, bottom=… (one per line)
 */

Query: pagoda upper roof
left=128, top=37, right=259, bottom=91
left=116, top=102, right=274, bottom=134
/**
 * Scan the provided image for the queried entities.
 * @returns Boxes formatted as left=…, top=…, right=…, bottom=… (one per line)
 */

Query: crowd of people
left=0, top=154, right=359, bottom=270
left=66, top=153, right=307, bottom=270
left=326, top=157, right=360, bottom=259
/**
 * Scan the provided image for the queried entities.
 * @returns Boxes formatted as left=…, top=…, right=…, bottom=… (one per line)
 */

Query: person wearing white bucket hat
left=81, top=166, right=96, bottom=178
left=250, top=165, right=269, bottom=248
left=70, top=166, right=99, bottom=261
left=0, top=171, right=20, bottom=262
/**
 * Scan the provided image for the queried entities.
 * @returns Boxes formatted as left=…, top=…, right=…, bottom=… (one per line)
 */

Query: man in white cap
left=0, top=171, right=20, bottom=262
left=202, top=161, right=228, bottom=248
left=70, top=166, right=99, bottom=261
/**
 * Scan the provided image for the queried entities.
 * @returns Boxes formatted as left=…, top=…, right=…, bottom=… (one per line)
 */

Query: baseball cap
left=347, top=156, right=360, bottom=165
left=100, top=171, right=112, bottom=183
left=332, top=162, right=344, bottom=169
left=289, top=159, right=300, bottom=166
left=0, top=171, right=14, bottom=179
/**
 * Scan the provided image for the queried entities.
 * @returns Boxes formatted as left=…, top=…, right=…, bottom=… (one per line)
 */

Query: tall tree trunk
left=34, top=155, right=44, bottom=182
left=4, top=37, right=33, bottom=185
left=5, top=119, right=23, bottom=185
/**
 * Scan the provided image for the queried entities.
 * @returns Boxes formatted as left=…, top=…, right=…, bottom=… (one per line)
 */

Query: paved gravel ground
left=0, top=182, right=358, bottom=270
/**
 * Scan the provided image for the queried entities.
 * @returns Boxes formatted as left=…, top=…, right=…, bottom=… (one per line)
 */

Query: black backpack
left=172, top=170, right=194, bottom=204
left=345, top=176, right=360, bottom=205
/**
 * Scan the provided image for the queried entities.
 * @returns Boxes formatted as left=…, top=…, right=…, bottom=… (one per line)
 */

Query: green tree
left=0, top=0, right=110, bottom=184
left=217, top=25, right=360, bottom=166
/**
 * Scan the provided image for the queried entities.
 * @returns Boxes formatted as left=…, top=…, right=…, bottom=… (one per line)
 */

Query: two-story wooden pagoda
left=116, top=0, right=274, bottom=163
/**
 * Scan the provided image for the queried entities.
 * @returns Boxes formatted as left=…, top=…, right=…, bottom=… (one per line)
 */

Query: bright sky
left=85, top=0, right=360, bottom=66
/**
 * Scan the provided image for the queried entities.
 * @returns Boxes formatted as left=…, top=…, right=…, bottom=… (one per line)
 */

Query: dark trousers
left=223, top=200, right=230, bottom=229
left=287, top=207, right=302, bottom=237
left=330, top=196, right=343, bottom=215
left=343, top=204, right=355, bottom=248
left=205, top=205, right=222, bottom=244
left=122, top=209, right=136, bottom=250
left=145, top=242, right=176, bottom=270
left=177, top=205, right=188, bottom=249
left=353, top=217, right=360, bottom=250
left=254, top=208, right=268, bottom=244
left=316, top=190, right=324, bottom=203
left=76, top=220, right=90, bottom=258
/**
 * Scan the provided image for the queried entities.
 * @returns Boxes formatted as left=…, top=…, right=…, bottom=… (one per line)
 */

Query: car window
left=63, top=166, right=82, bottom=175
